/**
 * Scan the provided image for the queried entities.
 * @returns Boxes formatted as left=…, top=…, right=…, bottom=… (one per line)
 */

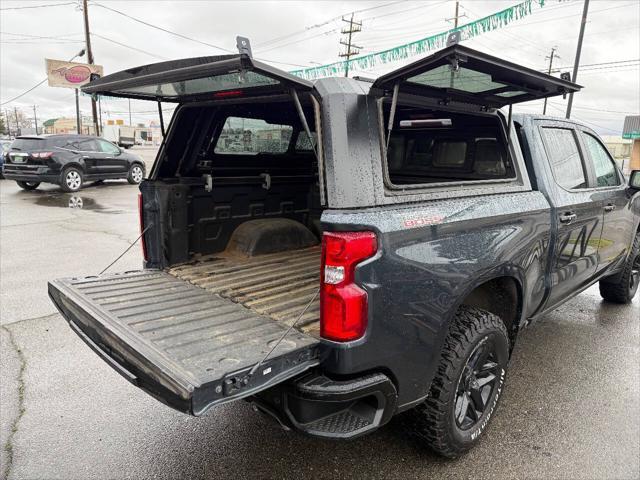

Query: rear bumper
left=253, top=371, right=398, bottom=439
left=3, top=164, right=59, bottom=183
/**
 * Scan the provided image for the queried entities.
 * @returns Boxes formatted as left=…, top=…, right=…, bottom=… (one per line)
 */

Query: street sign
left=622, top=115, right=640, bottom=140
left=45, top=58, right=103, bottom=89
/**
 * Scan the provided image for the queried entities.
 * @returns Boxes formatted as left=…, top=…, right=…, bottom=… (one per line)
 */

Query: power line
left=0, top=40, right=84, bottom=45
left=360, top=0, right=449, bottom=23
left=91, top=2, right=233, bottom=53
left=0, top=31, right=84, bottom=39
left=91, top=33, right=168, bottom=61
left=1, top=50, right=85, bottom=106
left=0, top=1, right=76, bottom=11
left=90, top=2, right=309, bottom=68
left=546, top=103, right=622, bottom=133
left=548, top=102, right=638, bottom=115
left=1, top=79, right=48, bottom=107
left=462, top=4, right=549, bottom=56
left=255, top=0, right=405, bottom=49
left=258, top=1, right=449, bottom=54
left=256, top=27, right=341, bottom=54
left=499, top=1, right=637, bottom=31
left=551, top=59, right=640, bottom=71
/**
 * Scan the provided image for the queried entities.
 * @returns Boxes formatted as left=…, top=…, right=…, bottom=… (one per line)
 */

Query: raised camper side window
left=382, top=105, right=515, bottom=187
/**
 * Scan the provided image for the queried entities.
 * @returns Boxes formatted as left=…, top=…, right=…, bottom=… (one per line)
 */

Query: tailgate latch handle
left=203, top=174, right=213, bottom=193
left=260, top=173, right=271, bottom=190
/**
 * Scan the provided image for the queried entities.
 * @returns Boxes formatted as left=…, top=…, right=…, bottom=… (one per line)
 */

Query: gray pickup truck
left=48, top=44, right=640, bottom=458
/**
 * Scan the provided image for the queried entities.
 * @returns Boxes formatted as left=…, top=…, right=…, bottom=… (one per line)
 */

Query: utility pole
left=98, top=96, right=103, bottom=132
left=4, top=109, right=11, bottom=136
left=566, top=0, right=589, bottom=119
left=13, top=107, right=20, bottom=136
left=33, top=105, right=39, bottom=135
left=339, top=13, right=362, bottom=78
left=82, top=0, right=99, bottom=135
left=446, top=2, right=466, bottom=87
left=128, top=98, right=132, bottom=126
left=75, top=89, right=81, bottom=133
left=543, top=47, right=558, bottom=115
left=454, top=1, right=460, bottom=28
left=446, top=1, right=467, bottom=29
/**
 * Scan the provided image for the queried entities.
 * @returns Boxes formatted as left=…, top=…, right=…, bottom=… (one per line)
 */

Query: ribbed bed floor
left=167, top=246, right=322, bottom=336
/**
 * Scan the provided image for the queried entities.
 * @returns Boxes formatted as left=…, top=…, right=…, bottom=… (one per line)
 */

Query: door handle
left=604, top=204, right=616, bottom=212
left=559, top=212, right=577, bottom=224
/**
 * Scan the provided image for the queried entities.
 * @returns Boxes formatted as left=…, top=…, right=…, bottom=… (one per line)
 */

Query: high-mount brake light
left=320, top=231, right=377, bottom=342
left=213, top=90, right=243, bottom=98
left=138, top=193, right=148, bottom=262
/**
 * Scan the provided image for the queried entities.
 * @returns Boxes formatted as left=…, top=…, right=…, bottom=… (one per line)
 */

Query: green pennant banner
left=289, top=0, right=546, bottom=80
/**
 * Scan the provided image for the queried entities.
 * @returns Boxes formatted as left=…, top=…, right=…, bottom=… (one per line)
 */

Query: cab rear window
left=214, top=117, right=293, bottom=155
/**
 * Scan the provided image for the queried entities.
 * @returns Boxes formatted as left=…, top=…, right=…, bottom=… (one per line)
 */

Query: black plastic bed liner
left=48, top=270, right=319, bottom=415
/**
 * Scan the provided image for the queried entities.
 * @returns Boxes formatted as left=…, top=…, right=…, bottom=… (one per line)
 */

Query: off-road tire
left=127, top=163, right=144, bottom=185
left=406, top=306, right=509, bottom=458
left=16, top=181, right=40, bottom=190
left=60, top=167, right=83, bottom=192
left=599, top=233, right=640, bottom=303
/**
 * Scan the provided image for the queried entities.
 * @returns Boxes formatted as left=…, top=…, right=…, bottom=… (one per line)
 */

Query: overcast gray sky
left=1, top=0, right=638, bottom=134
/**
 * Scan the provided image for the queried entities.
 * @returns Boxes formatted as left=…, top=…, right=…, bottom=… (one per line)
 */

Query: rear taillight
left=138, top=193, right=148, bottom=262
left=32, top=152, right=53, bottom=158
left=320, top=231, right=377, bottom=342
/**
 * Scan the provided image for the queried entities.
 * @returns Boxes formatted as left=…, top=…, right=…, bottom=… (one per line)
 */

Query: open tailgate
left=48, top=270, right=319, bottom=415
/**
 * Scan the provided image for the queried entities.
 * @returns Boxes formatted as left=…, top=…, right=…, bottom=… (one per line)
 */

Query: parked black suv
left=2, top=134, right=145, bottom=192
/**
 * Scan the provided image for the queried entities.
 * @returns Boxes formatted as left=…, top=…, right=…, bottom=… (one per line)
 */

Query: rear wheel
left=127, top=164, right=144, bottom=185
left=406, top=306, right=509, bottom=458
left=16, top=181, right=40, bottom=191
left=61, top=167, right=83, bottom=192
left=599, top=233, right=640, bottom=303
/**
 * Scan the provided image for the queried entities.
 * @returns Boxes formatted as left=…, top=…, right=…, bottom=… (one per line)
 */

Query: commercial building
left=622, top=115, right=640, bottom=171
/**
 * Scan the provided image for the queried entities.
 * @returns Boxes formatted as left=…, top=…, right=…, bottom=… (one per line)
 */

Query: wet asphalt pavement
left=0, top=146, right=638, bottom=479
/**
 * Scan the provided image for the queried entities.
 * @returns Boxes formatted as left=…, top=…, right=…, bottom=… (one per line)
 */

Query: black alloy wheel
left=600, top=233, right=640, bottom=303
left=404, top=306, right=510, bottom=458
left=629, top=253, right=640, bottom=297
left=16, top=181, right=40, bottom=191
left=454, top=338, right=500, bottom=430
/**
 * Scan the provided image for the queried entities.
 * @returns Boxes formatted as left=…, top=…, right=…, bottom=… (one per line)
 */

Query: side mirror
left=629, top=170, right=640, bottom=190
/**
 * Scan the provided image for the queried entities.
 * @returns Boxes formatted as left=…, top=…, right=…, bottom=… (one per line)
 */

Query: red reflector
left=138, top=193, right=148, bottom=262
left=213, top=90, right=243, bottom=98
left=320, top=231, right=377, bottom=342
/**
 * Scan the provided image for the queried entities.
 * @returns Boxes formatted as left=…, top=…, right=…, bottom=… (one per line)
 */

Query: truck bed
left=167, top=246, right=321, bottom=336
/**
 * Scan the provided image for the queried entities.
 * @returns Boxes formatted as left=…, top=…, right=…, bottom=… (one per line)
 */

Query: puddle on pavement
left=32, top=193, right=125, bottom=214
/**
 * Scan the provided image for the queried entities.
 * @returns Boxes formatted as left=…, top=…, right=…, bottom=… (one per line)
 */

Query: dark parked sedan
left=2, top=134, right=145, bottom=192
